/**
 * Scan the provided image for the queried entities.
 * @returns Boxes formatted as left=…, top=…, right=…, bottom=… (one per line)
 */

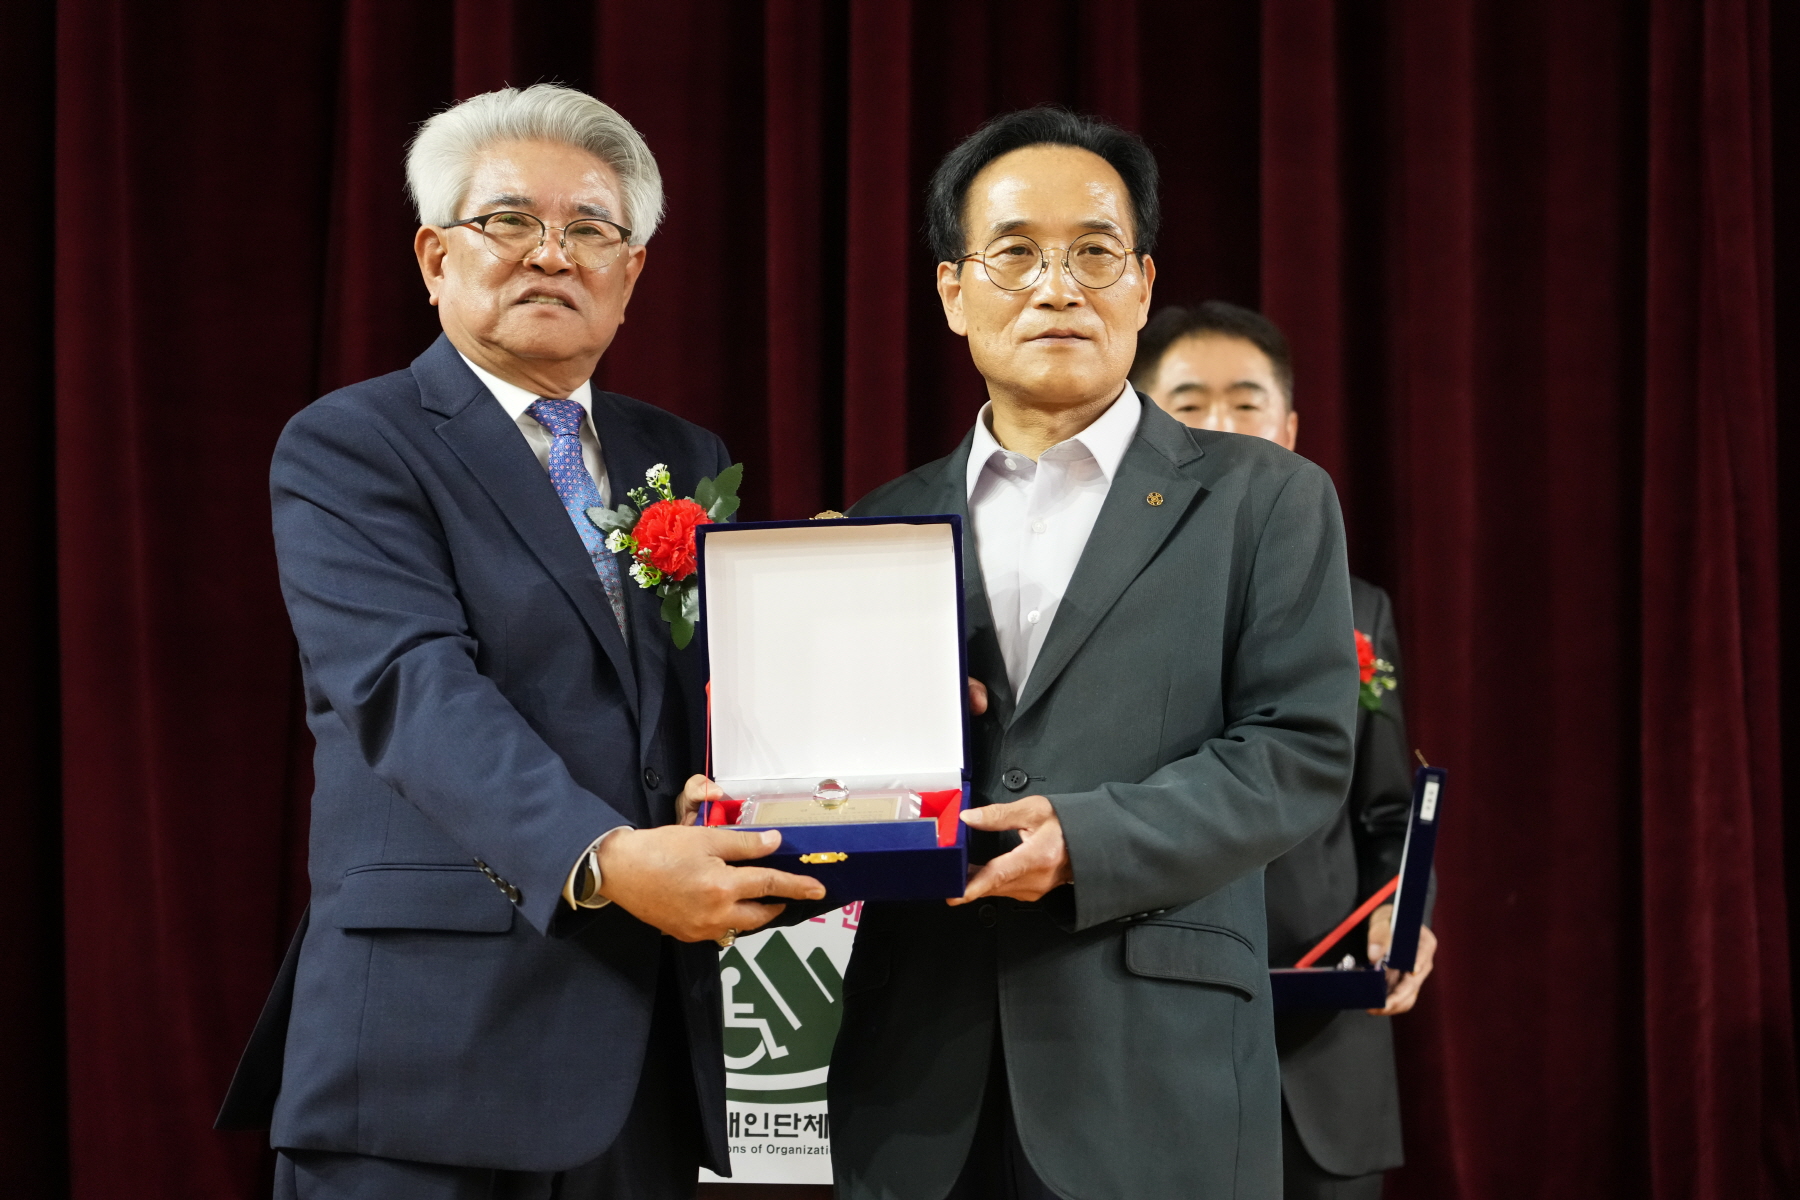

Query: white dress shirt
left=459, top=353, right=611, bottom=507
left=460, top=352, right=621, bottom=910
left=966, top=384, right=1141, bottom=694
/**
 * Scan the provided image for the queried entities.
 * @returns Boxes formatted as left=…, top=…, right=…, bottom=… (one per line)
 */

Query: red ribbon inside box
left=704, top=789, right=965, bottom=847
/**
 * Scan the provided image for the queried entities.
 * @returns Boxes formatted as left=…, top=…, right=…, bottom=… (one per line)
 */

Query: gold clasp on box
left=799, top=852, right=849, bottom=864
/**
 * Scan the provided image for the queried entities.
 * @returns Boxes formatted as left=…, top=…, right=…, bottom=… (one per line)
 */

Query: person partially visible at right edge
left=1134, top=300, right=1441, bottom=1200
left=826, top=108, right=1359, bottom=1200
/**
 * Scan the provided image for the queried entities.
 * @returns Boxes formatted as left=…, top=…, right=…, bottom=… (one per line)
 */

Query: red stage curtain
left=1262, top=3, right=1797, bottom=1197
left=7, top=2, right=1790, bottom=1198
left=1640, top=1, right=1794, bottom=1192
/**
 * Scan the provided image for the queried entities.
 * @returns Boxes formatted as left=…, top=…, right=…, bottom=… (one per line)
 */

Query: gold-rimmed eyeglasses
left=954, top=232, right=1140, bottom=292
left=446, top=210, right=634, bottom=271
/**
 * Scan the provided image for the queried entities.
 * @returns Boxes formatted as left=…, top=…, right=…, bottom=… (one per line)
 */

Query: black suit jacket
left=217, top=335, right=731, bottom=1174
left=1267, top=576, right=1427, bottom=1176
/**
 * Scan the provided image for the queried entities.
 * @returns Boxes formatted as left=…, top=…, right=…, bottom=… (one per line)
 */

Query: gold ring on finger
left=716, top=929, right=739, bottom=949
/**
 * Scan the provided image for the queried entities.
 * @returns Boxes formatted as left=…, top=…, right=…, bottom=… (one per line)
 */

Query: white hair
left=406, top=84, right=665, bottom=244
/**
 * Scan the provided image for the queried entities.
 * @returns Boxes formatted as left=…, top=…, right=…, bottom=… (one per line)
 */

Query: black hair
left=924, top=106, right=1160, bottom=265
left=1129, top=301, right=1296, bottom=408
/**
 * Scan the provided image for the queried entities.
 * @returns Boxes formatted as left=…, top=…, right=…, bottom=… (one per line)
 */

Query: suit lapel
left=920, top=432, right=1016, bottom=721
left=1009, top=395, right=1207, bottom=724
left=417, top=339, right=640, bottom=713
left=594, top=394, right=678, bottom=763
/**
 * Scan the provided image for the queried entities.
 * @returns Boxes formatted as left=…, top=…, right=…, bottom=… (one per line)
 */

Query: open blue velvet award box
left=693, top=516, right=971, bottom=903
left=1268, top=764, right=1446, bottom=1010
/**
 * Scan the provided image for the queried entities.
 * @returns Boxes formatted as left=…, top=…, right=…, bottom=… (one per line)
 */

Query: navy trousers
left=275, top=944, right=703, bottom=1200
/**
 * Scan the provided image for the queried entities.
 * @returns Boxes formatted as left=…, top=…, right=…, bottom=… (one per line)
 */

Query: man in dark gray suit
left=217, top=85, right=823, bottom=1199
left=1133, top=300, right=1440, bottom=1200
left=827, top=109, right=1359, bottom=1200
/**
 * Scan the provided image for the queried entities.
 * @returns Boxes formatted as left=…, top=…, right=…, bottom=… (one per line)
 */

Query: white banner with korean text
left=698, top=903, right=861, bottom=1185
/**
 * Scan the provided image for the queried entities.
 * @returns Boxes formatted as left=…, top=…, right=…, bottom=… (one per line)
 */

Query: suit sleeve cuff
left=563, top=826, right=632, bottom=910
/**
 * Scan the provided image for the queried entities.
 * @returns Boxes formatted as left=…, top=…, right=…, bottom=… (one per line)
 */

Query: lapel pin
left=1146, top=492, right=1164, bottom=506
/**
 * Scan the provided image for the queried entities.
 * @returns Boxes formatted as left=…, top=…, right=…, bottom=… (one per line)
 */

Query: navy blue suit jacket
left=220, top=335, right=731, bottom=1173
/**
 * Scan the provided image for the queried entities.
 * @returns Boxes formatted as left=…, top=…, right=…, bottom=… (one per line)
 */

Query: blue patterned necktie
left=527, top=397, right=629, bottom=638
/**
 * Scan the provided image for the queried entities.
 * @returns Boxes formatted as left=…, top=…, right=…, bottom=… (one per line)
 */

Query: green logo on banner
left=720, top=931, right=844, bottom=1103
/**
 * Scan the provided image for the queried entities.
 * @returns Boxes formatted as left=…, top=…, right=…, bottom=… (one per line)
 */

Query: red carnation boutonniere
left=586, top=462, right=742, bottom=649
left=1354, top=628, right=1397, bottom=713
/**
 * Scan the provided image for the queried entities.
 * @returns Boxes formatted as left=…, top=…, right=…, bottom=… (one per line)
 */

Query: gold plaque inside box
left=738, top=787, right=924, bottom=826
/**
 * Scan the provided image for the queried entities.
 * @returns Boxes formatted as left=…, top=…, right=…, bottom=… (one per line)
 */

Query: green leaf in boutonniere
left=703, top=462, right=743, bottom=522
left=661, top=586, right=698, bottom=649
left=586, top=503, right=638, bottom=535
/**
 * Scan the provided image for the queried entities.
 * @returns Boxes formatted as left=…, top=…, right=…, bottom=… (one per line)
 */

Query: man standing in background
left=1134, top=300, right=1439, bottom=1200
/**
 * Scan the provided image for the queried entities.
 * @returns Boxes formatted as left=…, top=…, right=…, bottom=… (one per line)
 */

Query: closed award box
left=694, top=516, right=971, bottom=903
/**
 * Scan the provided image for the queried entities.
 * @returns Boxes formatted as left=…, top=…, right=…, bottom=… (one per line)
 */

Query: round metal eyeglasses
left=446, top=210, right=633, bottom=271
left=955, top=232, right=1140, bottom=292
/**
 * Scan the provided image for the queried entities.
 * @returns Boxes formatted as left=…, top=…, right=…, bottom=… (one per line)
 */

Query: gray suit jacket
left=1267, top=577, right=1420, bottom=1177
left=827, top=394, right=1359, bottom=1200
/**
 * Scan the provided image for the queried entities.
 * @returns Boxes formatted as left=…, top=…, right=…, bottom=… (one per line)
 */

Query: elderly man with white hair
left=217, top=84, right=823, bottom=1200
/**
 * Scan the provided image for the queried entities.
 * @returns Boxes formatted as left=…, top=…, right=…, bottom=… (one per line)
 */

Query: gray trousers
left=941, top=1031, right=1065, bottom=1200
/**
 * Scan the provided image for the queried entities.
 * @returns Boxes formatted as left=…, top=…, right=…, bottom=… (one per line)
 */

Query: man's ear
left=1282, top=408, right=1299, bottom=453
left=415, top=226, right=447, bottom=306
left=616, top=243, right=649, bottom=322
left=937, top=261, right=968, bottom=337
left=1136, top=255, right=1156, bottom=327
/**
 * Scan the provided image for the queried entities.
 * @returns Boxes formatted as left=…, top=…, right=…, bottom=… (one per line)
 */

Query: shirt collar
left=965, top=380, right=1141, bottom=499
left=459, top=351, right=594, bottom=425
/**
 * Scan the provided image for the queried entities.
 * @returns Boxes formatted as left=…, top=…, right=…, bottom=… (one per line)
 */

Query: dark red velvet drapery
left=3, top=2, right=1793, bottom=1198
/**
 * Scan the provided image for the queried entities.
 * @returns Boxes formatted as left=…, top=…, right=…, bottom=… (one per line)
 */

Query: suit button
left=978, top=904, right=998, bottom=927
left=1001, top=769, right=1028, bottom=790
left=643, top=767, right=662, bottom=790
